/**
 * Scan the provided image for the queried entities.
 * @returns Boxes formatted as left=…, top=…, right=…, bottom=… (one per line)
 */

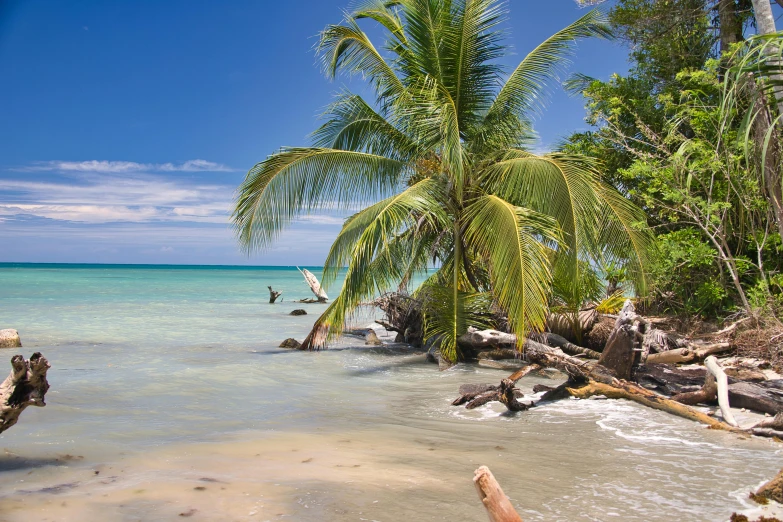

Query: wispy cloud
left=0, top=162, right=351, bottom=227
left=20, top=159, right=236, bottom=173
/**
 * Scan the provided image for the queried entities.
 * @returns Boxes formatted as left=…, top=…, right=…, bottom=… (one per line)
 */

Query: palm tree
left=233, top=0, right=652, bottom=361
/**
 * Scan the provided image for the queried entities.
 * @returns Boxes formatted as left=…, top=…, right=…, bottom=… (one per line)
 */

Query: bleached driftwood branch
left=297, top=267, right=328, bottom=302
left=473, top=466, right=523, bottom=522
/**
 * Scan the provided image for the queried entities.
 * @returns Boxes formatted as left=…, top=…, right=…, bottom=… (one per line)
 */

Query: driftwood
left=453, top=380, right=530, bottom=410
left=755, top=466, right=783, bottom=504
left=705, top=356, right=738, bottom=426
left=540, top=333, right=601, bottom=359
left=297, top=267, right=328, bottom=302
left=452, top=303, right=743, bottom=433
left=473, top=466, right=523, bottom=522
left=268, top=286, right=282, bottom=304
left=451, top=300, right=783, bottom=444
left=372, top=293, right=424, bottom=347
left=566, top=380, right=739, bottom=431
left=729, top=381, right=783, bottom=415
left=671, top=370, right=717, bottom=406
left=0, top=353, right=50, bottom=434
left=645, top=343, right=732, bottom=365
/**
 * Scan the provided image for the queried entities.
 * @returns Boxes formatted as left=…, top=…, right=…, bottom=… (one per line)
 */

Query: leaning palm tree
left=233, top=0, right=651, bottom=361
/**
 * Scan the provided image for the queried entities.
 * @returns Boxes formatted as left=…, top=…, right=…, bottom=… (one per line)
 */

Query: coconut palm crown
left=233, top=0, right=652, bottom=361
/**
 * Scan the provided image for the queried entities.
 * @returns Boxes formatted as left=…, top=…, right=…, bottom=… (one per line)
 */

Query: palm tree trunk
left=718, top=0, right=743, bottom=56
left=751, top=80, right=783, bottom=244
left=750, top=0, right=783, bottom=115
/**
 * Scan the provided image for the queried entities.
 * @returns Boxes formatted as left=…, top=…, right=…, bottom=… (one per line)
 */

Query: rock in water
left=289, top=309, right=307, bottom=316
left=365, top=330, right=382, bottom=346
left=0, top=329, right=21, bottom=348
left=279, top=338, right=301, bottom=349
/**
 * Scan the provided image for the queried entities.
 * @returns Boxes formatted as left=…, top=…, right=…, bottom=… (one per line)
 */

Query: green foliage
left=610, top=0, right=717, bottom=86
left=595, top=291, right=628, bottom=314
left=565, top=24, right=783, bottom=320
left=233, top=0, right=653, bottom=360
left=647, top=229, right=728, bottom=316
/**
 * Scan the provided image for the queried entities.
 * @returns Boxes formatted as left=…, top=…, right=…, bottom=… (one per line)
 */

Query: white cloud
left=21, top=159, right=236, bottom=173
left=0, top=204, right=161, bottom=223
left=0, top=168, right=353, bottom=227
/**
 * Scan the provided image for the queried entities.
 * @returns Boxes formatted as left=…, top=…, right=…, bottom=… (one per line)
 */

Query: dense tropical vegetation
left=566, top=0, right=783, bottom=322
left=233, top=0, right=652, bottom=361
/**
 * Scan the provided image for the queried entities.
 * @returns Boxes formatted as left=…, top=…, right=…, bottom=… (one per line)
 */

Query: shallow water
left=0, top=264, right=781, bottom=521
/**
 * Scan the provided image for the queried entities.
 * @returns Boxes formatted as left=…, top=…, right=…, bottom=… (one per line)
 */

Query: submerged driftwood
left=297, top=267, right=328, bottom=302
left=0, top=353, right=50, bottom=434
left=268, top=286, right=282, bottom=304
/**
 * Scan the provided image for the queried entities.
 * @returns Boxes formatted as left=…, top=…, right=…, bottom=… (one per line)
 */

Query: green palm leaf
left=464, top=194, right=562, bottom=340
left=233, top=148, right=407, bottom=251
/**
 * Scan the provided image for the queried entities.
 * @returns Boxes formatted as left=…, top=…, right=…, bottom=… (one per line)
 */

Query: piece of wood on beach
left=268, top=286, right=282, bottom=304
left=473, top=466, right=523, bottom=522
left=297, top=267, right=328, bottom=302
left=0, top=352, right=50, bottom=434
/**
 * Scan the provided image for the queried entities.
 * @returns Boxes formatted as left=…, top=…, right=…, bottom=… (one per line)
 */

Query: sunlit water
left=0, top=264, right=781, bottom=521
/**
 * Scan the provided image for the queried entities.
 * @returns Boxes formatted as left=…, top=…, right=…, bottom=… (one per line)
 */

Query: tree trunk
left=473, top=466, right=523, bottom=522
left=750, top=78, right=783, bottom=243
left=750, top=0, right=783, bottom=115
left=0, top=353, right=50, bottom=434
left=752, top=0, right=778, bottom=35
left=718, top=0, right=744, bottom=56
left=268, top=286, right=282, bottom=304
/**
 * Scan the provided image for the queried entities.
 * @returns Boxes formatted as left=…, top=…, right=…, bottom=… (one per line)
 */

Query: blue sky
left=0, top=0, right=633, bottom=265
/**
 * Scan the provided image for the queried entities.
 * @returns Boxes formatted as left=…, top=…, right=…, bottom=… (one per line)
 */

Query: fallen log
left=645, top=343, right=732, bottom=365
left=728, top=381, right=783, bottom=415
left=635, top=364, right=707, bottom=395
left=473, top=466, right=523, bottom=522
left=453, top=381, right=526, bottom=409
left=566, top=380, right=739, bottom=432
left=497, top=379, right=531, bottom=412
left=646, top=348, right=695, bottom=365
left=267, top=286, right=282, bottom=304
left=507, top=364, right=542, bottom=382
left=541, top=333, right=601, bottom=359
left=0, top=353, right=50, bottom=434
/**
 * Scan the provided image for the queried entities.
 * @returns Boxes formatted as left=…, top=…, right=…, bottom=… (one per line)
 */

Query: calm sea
left=0, top=263, right=780, bottom=521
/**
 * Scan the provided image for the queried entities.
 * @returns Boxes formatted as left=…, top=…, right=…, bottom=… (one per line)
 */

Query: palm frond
left=318, top=17, right=406, bottom=105
left=352, top=0, right=409, bottom=46
left=321, top=177, right=447, bottom=286
left=440, top=0, right=505, bottom=127
left=303, top=179, right=447, bottom=348
left=419, top=283, right=495, bottom=362
left=478, top=9, right=611, bottom=149
left=594, top=181, right=654, bottom=295
left=464, top=194, right=562, bottom=340
left=312, top=92, right=420, bottom=160
left=233, top=148, right=407, bottom=252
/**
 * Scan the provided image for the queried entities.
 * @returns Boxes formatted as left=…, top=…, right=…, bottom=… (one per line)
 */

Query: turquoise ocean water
left=0, top=263, right=781, bottom=521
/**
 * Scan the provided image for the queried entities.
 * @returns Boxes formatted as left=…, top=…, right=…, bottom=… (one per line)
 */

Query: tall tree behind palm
left=233, top=0, right=652, bottom=361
